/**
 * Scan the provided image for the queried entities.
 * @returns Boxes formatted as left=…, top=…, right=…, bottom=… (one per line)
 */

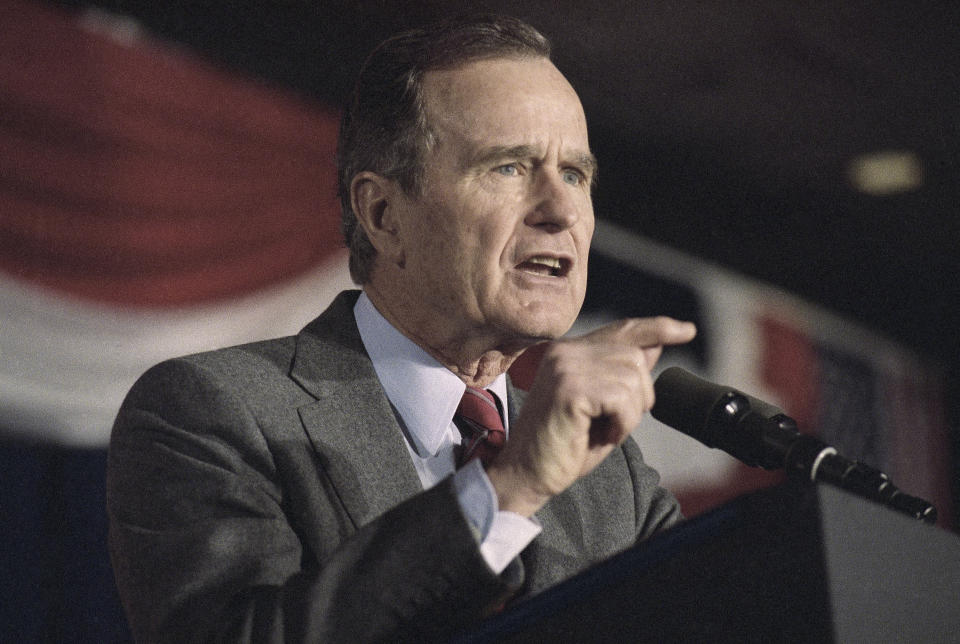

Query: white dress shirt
left=353, top=291, right=540, bottom=573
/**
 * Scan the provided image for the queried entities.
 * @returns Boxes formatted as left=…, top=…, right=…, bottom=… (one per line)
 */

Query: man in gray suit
left=108, top=15, right=696, bottom=643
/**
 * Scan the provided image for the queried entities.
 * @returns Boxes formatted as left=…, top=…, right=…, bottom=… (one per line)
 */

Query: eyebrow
left=467, top=144, right=538, bottom=168
left=468, top=144, right=599, bottom=182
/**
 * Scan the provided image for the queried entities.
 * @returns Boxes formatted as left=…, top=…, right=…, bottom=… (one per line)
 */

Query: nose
left=524, top=169, right=586, bottom=231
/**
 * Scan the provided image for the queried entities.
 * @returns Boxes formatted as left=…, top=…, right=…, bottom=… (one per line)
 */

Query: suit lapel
left=290, top=291, right=422, bottom=530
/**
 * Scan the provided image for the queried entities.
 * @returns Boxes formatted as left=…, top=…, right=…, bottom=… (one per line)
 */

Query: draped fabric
left=0, top=0, right=352, bottom=448
left=0, top=0, right=343, bottom=307
left=0, top=3, right=349, bottom=641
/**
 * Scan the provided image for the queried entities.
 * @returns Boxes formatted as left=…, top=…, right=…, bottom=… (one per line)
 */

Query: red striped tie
left=454, top=387, right=506, bottom=468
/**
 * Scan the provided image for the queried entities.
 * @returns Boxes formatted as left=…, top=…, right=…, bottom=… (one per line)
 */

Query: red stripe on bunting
left=756, top=313, right=821, bottom=432
left=0, top=0, right=342, bottom=307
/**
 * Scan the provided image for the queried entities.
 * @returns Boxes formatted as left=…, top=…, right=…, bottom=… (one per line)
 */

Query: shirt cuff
left=452, top=459, right=542, bottom=574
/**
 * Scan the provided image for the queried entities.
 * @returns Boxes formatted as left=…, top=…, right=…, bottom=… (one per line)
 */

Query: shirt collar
left=354, top=291, right=508, bottom=458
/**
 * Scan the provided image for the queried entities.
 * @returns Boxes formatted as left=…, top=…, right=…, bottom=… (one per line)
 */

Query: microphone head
left=651, top=366, right=787, bottom=466
left=651, top=366, right=734, bottom=443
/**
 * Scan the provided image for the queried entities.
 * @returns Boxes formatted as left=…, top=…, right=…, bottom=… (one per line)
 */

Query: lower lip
left=513, top=268, right=569, bottom=287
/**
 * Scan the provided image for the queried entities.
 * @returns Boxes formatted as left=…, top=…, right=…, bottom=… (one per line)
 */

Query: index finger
left=585, top=316, right=697, bottom=349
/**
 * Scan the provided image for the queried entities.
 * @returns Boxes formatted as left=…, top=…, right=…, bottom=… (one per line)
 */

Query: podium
left=457, top=482, right=960, bottom=643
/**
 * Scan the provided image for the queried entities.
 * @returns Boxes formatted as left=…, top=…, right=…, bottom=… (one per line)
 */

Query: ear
left=350, top=171, right=405, bottom=266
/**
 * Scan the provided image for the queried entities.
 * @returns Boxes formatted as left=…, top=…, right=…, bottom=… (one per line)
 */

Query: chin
left=498, top=310, right=577, bottom=343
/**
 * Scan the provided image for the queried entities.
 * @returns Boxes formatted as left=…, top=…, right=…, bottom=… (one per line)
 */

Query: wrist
left=485, top=460, right=552, bottom=517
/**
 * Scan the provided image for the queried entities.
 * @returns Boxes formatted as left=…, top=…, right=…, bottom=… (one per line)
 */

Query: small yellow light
left=848, top=150, right=923, bottom=196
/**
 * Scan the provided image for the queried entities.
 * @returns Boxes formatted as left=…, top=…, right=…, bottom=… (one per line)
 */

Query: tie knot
left=455, top=387, right=505, bottom=467
left=457, top=387, right=504, bottom=432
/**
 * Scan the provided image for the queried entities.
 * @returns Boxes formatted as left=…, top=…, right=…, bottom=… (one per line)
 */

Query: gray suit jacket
left=107, top=290, right=681, bottom=643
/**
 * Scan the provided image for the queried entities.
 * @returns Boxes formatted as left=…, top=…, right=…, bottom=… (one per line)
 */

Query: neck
left=363, top=283, right=530, bottom=388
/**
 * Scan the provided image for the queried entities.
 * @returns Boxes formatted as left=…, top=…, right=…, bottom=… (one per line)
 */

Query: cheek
left=434, top=208, right=505, bottom=266
left=407, top=212, right=481, bottom=291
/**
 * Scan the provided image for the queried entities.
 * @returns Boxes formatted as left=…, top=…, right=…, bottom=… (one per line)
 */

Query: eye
left=495, top=163, right=520, bottom=177
left=562, top=168, right=585, bottom=186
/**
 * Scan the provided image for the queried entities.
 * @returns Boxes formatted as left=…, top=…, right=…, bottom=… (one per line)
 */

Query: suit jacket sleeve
left=107, top=356, right=515, bottom=644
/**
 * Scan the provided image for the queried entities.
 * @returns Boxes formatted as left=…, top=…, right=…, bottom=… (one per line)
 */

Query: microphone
left=651, top=366, right=937, bottom=523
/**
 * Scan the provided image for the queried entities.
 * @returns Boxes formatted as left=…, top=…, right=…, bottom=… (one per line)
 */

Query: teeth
left=520, top=256, right=563, bottom=277
left=528, top=257, right=561, bottom=269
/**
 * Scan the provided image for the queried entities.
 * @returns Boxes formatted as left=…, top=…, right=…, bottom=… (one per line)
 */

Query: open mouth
left=516, top=256, right=571, bottom=277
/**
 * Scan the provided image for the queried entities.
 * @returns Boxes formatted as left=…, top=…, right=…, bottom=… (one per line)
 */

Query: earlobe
left=350, top=171, right=404, bottom=266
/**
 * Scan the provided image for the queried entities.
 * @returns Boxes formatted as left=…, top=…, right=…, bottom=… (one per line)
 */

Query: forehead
left=421, top=57, right=590, bottom=153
